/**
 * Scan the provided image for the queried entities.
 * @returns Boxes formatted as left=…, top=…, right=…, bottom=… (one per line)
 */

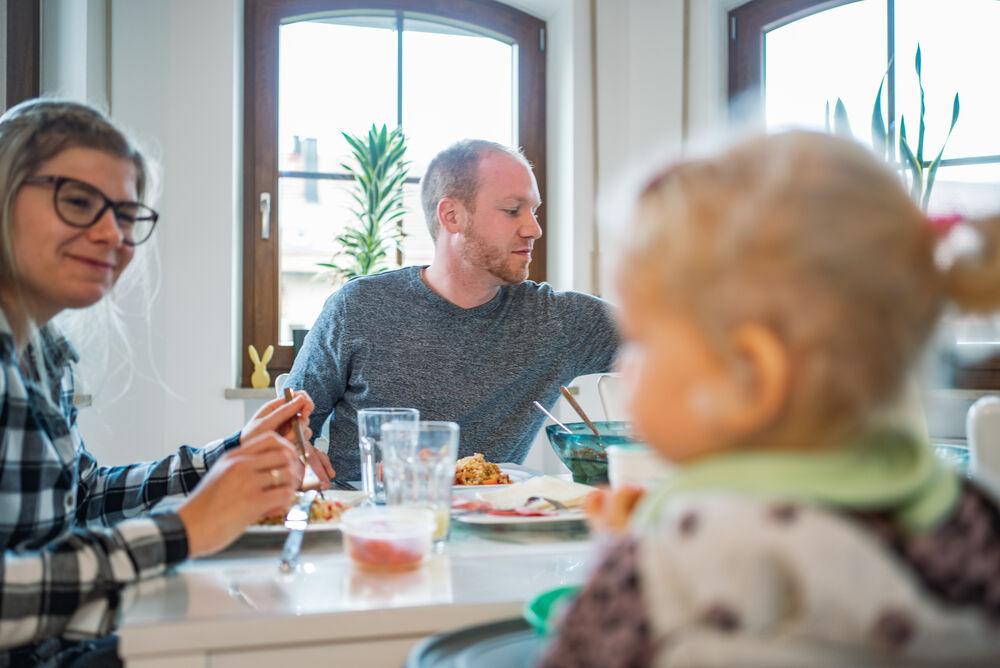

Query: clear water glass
left=382, top=420, right=459, bottom=549
left=357, top=407, right=419, bottom=505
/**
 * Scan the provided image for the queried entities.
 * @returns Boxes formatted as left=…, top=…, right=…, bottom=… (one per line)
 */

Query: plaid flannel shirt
left=0, top=312, right=240, bottom=666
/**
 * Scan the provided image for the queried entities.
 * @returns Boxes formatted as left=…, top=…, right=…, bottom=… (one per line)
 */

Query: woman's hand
left=240, top=391, right=314, bottom=446
left=177, top=434, right=301, bottom=557
left=583, top=485, right=646, bottom=535
left=239, top=390, right=333, bottom=487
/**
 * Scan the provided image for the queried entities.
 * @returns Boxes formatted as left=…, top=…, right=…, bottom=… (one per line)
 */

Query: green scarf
left=633, top=429, right=959, bottom=532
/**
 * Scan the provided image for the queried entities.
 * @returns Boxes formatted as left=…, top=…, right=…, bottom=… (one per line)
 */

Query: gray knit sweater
left=286, top=266, right=619, bottom=481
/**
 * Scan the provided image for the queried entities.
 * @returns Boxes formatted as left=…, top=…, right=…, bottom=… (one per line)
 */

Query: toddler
left=541, top=132, right=1000, bottom=666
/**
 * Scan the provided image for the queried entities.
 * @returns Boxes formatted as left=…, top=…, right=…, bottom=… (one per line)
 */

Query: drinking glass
left=382, top=420, right=459, bottom=549
left=357, top=407, right=419, bottom=505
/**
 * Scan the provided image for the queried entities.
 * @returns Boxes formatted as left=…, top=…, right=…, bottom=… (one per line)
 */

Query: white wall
left=39, top=0, right=734, bottom=465
left=58, top=0, right=245, bottom=464
left=40, top=0, right=108, bottom=108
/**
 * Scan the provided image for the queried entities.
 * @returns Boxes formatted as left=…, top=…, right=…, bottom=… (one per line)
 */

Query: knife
left=279, top=489, right=318, bottom=573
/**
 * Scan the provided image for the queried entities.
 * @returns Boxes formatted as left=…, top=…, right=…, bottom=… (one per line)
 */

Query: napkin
left=475, top=475, right=597, bottom=510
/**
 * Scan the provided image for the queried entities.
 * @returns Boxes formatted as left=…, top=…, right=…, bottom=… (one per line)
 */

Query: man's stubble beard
left=458, top=221, right=530, bottom=285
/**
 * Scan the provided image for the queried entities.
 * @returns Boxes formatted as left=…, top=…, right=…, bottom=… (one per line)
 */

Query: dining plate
left=453, top=509, right=587, bottom=525
left=453, top=463, right=540, bottom=490
left=246, top=489, right=366, bottom=534
left=153, top=489, right=366, bottom=534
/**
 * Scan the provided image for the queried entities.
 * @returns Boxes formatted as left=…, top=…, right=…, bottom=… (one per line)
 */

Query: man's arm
left=561, top=292, right=621, bottom=376
left=285, top=291, right=351, bottom=445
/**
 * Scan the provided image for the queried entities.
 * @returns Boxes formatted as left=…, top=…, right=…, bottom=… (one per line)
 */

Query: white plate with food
left=453, top=475, right=596, bottom=526
left=452, top=457, right=540, bottom=490
left=245, top=489, right=366, bottom=534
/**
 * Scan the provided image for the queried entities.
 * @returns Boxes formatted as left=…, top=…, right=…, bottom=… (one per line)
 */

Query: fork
left=283, top=388, right=325, bottom=498
left=332, top=479, right=359, bottom=491
left=526, top=496, right=568, bottom=510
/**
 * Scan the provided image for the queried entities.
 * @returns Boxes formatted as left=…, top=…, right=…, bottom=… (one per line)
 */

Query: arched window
left=731, top=0, right=1000, bottom=388
left=242, top=0, right=546, bottom=383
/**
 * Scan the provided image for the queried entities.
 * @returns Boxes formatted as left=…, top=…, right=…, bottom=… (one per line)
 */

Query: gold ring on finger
left=270, top=468, right=281, bottom=486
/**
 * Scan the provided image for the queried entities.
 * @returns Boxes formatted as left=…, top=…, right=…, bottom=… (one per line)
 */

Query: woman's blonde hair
left=621, top=131, right=1000, bottom=447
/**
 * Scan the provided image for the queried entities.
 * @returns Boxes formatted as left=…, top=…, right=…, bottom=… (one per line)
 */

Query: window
left=243, top=0, right=545, bottom=384
left=731, top=0, right=1000, bottom=388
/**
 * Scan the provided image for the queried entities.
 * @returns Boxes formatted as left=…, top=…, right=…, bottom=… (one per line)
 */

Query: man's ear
left=720, top=322, right=790, bottom=437
left=437, top=197, right=464, bottom=236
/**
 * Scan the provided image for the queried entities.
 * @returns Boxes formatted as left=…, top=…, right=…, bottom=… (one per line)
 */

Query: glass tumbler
left=382, top=420, right=459, bottom=549
left=357, top=407, right=419, bottom=505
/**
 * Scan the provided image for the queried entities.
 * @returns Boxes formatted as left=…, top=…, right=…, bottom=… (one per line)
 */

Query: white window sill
left=224, top=388, right=276, bottom=400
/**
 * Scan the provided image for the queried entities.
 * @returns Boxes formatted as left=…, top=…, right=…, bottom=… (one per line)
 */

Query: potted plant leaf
left=319, top=124, right=409, bottom=283
left=826, top=44, right=960, bottom=210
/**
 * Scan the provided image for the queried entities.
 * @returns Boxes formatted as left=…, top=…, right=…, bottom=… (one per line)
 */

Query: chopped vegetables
left=454, top=453, right=512, bottom=485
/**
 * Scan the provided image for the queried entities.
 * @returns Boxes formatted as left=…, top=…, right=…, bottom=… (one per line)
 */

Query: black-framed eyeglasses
left=22, top=175, right=159, bottom=246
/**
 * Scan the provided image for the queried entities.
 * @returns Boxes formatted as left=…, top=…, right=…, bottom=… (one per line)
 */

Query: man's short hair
left=420, top=139, right=529, bottom=241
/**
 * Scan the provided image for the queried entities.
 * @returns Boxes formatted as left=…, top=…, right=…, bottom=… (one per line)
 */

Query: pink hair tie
left=928, top=213, right=965, bottom=236
left=931, top=213, right=982, bottom=272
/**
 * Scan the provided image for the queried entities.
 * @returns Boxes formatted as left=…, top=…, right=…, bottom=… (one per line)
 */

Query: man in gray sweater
left=286, top=139, right=619, bottom=481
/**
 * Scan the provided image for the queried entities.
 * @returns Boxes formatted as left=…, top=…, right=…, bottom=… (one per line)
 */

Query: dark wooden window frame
left=730, top=0, right=1000, bottom=389
left=242, top=0, right=546, bottom=385
left=4, top=0, right=41, bottom=110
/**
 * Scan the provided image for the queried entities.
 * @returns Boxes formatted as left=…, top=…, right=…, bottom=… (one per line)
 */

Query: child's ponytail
left=936, top=214, right=1000, bottom=313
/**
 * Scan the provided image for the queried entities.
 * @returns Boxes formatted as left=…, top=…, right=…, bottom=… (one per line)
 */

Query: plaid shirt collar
left=0, top=307, right=79, bottom=376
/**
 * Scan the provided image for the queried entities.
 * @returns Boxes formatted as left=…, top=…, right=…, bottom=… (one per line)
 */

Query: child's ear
left=721, top=323, right=789, bottom=436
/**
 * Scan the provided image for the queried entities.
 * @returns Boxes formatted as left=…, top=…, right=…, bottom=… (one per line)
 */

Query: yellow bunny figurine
left=248, top=344, right=274, bottom=389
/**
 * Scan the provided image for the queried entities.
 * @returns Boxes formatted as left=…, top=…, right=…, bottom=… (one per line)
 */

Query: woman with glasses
left=0, top=99, right=332, bottom=667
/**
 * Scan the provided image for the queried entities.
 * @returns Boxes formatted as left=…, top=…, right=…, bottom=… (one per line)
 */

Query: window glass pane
left=895, top=0, right=1000, bottom=159
left=765, top=1, right=886, bottom=139
left=925, top=163, right=1000, bottom=218
left=399, top=181, right=434, bottom=268
left=402, top=18, right=513, bottom=175
left=279, top=17, right=398, bottom=173
left=276, top=15, right=516, bottom=344
left=278, top=176, right=350, bottom=344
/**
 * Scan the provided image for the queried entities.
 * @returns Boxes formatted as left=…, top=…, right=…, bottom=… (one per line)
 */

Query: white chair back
left=597, top=373, right=627, bottom=422
left=967, top=396, right=1000, bottom=497
left=273, top=372, right=289, bottom=398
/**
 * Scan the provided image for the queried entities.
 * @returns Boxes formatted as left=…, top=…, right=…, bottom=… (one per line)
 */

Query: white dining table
left=116, top=515, right=596, bottom=667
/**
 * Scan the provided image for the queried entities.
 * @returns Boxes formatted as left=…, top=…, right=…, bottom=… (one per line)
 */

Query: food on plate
left=454, top=453, right=512, bottom=485
left=475, top=475, right=596, bottom=510
left=254, top=493, right=347, bottom=526
left=341, top=506, right=434, bottom=572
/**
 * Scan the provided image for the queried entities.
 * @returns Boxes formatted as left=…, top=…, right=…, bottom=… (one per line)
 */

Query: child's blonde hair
left=621, top=131, right=1000, bottom=448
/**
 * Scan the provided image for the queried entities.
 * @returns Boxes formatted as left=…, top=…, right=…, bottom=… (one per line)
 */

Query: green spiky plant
left=318, top=124, right=409, bottom=283
left=826, top=45, right=960, bottom=211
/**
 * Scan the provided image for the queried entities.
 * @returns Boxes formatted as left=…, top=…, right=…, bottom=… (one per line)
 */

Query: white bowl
left=606, top=444, right=673, bottom=490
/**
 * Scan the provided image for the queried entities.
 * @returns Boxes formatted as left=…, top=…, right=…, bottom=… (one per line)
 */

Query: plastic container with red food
left=341, top=506, right=435, bottom=573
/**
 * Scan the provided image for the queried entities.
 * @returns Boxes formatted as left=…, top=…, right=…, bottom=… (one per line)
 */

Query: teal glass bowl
left=544, top=421, right=636, bottom=485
